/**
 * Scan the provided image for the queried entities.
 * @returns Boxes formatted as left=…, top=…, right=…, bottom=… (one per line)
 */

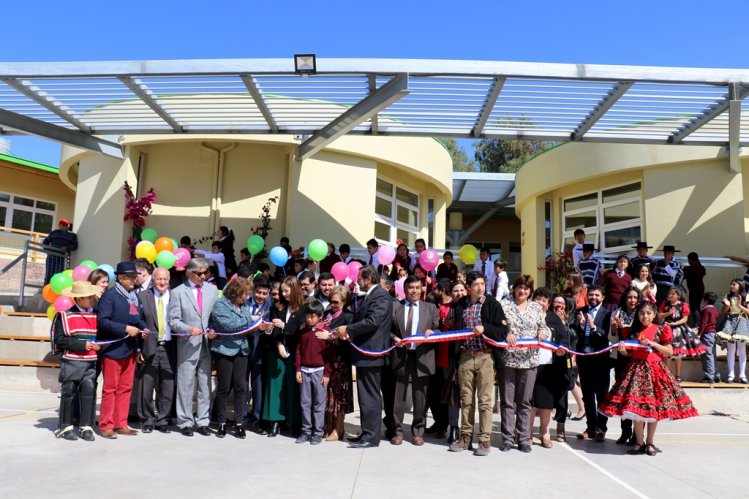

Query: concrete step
left=0, top=339, right=55, bottom=361
left=0, top=314, right=52, bottom=336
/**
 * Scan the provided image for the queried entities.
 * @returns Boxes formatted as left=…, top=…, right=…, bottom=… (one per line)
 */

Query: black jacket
left=347, top=285, right=393, bottom=367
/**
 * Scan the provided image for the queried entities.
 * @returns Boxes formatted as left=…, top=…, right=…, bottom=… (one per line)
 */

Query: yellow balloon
left=135, top=241, right=157, bottom=263
left=63, top=269, right=73, bottom=277
left=46, top=304, right=57, bottom=321
left=459, top=244, right=478, bottom=265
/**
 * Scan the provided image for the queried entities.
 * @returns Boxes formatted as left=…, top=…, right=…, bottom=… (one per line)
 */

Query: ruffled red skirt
left=598, top=359, right=698, bottom=422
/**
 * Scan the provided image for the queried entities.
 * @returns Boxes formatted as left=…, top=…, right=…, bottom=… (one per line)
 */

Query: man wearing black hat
left=653, top=245, right=684, bottom=304
left=629, top=242, right=656, bottom=277
left=576, top=243, right=601, bottom=287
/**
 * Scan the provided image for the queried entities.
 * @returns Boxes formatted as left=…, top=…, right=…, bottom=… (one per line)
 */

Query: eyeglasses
left=330, top=300, right=342, bottom=305
left=190, top=271, right=208, bottom=276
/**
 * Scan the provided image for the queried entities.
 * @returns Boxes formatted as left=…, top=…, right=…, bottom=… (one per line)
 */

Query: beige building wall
left=0, top=162, right=75, bottom=226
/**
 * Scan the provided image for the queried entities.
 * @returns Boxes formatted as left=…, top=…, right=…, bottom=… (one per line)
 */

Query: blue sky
left=2, top=0, right=745, bottom=166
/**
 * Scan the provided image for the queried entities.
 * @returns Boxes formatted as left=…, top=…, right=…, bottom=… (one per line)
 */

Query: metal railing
left=0, top=239, right=66, bottom=307
left=0, top=226, right=48, bottom=264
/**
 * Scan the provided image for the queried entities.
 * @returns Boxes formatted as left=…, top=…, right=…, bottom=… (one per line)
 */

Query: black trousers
left=381, top=364, right=396, bottom=437
left=356, top=365, right=383, bottom=443
left=139, top=344, right=176, bottom=427
left=577, top=355, right=610, bottom=433
left=427, top=368, right=448, bottom=429
left=243, top=335, right=265, bottom=424
left=59, top=360, right=97, bottom=429
left=214, top=353, right=248, bottom=424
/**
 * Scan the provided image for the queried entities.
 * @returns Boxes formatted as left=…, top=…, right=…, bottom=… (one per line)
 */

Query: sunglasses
left=330, top=300, right=342, bottom=305
left=190, top=271, right=208, bottom=276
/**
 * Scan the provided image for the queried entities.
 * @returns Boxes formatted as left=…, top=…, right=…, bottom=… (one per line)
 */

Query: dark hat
left=114, top=261, right=138, bottom=275
left=582, top=243, right=597, bottom=252
left=659, top=245, right=681, bottom=253
left=632, top=241, right=653, bottom=250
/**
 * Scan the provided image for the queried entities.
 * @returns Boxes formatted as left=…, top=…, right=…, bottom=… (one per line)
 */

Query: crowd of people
left=51, top=229, right=749, bottom=459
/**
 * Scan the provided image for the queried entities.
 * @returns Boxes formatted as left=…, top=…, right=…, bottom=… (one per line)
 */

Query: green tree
left=440, top=137, right=475, bottom=172
left=473, top=117, right=553, bottom=173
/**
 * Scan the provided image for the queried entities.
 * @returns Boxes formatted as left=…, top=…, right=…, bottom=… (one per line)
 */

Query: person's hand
left=296, top=372, right=302, bottom=384
left=424, top=329, right=433, bottom=338
left=137, top=352, right=144, bottom=364
left=323, top=376, right=329, bottom=388
left=473, top=325, right=484, bottom=335
left=723, top=298, right=730, bottom=307
left=315, top=331, right=329, bottom=341
left=272, top=318, right=285, bottom=329
left=506, top=332, right=517, bottom=346
left=277, top=342, right=290, bottom=358
left=640, top=337, right=651, bottom=347
left=207, top=331, right=217, bottom=340
left=140, top=328, right=151, bottom=337
left=618, top=342, right=628, bottom=354
left=538, top=329, right=547, bottom=341
left=85, top=341, right=96, bottom=351
left=125, top=325, right=140, bottom=337
left=334, top=325, right=349, bottom=340
left=555, top=347, right=566, bottom=356
left=586, top=313, right=595, bottom=328
left=396, top=338, right=407, bottom=348
left=577, top=311, right=585, bottom=325
left=189, top=327, right=202, bottom=336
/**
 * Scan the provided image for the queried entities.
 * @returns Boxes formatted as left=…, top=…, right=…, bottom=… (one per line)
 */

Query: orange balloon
left=154, top=237, right=174, bottom=253
left=42, top=284, right=60, bottom=304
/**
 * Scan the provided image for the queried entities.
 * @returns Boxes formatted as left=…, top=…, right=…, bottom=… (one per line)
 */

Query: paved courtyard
left=0, top=390, right=747, bottom=499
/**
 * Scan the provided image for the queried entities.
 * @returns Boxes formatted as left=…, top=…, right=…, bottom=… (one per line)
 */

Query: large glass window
left=0, top=192, right=57, bottom=234
left=374, top=178, right=420, bottom=245
left=561, top=182, right=641, bottom=254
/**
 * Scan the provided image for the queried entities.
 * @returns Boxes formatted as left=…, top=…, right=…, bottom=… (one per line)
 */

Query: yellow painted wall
left=0, top=162, right=75, bottom=226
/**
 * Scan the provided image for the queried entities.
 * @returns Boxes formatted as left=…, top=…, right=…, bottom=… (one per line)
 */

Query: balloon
left=140, top=227, right=158, bottom=243
left=155, top=250, right=176, bottom=269
left=347, top=261, right=362, bottom=282
left=394, top=277, right=406, bottom=300
left=97, top=264, right=115, bottom=282
left=173, top=248, right=191, bottom=268
left=54, top=295, right=74, bottom=313
left=419, top=249, right=439, bottom=272
left=155, top=237, right=174, bottom=253
left=42, top=284, right=59, bottom=304
left=50, top=272, right=74, bottom=295
left=135, top=241, right=157, bottom=263
left=171, top=238, right=179, bottom=250
left=79, top=260, right=97, bottom=271
left=269, top=246, right=289, bottom=267
left=63, top=269, right=73, bottom=277
left=331, top=261, right=349, bottom=281
left=307, top=239, right=327, bottom=262
left=72, top=265, right=92, bottom=281
left=459, top=244, right=478, bottom=265
left=46, top=304, right=57, bottom=321
left=247, top=235, right=265, bottom=256
left=377, top=244, right=396, bottom=266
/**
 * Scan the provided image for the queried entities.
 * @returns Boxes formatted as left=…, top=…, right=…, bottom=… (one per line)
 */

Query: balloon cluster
left=133, top=228, right=188, bottom=269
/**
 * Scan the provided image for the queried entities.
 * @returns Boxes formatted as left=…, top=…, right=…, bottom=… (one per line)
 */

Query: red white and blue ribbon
left=93, top=317, right=270, bottom=344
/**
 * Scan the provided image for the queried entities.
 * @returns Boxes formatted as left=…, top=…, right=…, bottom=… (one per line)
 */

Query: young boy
left=699, top=292, right=720, bottom=383
left=576, top=243, right=601, bottom=287
left=295, top=300, right=332, bottom=445
left=52, top=281, right=101, bottom=441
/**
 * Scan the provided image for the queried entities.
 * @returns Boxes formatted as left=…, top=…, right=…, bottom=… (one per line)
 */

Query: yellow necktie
left=157, top=295, right=165, bottom=340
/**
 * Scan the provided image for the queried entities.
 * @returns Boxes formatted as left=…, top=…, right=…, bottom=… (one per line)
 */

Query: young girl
left=599, top=302, right=698, bottom=456
left=717, top=279, right=749, bottom=383
left=563, top=272, right=587, bottom=310
left=631, top=264, right=658, bottom=304
left=658, top=286, right=706, bottom=380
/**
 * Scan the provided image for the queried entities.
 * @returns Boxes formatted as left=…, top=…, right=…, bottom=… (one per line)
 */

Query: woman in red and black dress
left=599, top=301, right=697, bottom=456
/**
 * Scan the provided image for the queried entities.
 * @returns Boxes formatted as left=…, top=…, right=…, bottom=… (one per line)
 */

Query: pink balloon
left=331, top=261, right=349, bottom=281
left=72, top=265, right=92, bottom=281
left=377, top=244, right=396, bottom=266
left=54, top=295, right=74, bottom=312
left=347, top=261, right=362, bottom=282
left=394, top=277, right=406, bottom=299
left=419, top=249, right=440, bottom=272
left=173, top=247, right=191, bottom=268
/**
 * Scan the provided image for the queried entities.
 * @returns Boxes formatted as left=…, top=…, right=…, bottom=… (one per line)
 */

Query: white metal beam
left=669, top=84, right=749, bottom=144
left=240, top=74, right=278, bottom=133
left=1, top=78, right=91, bottom=133
left=368, top=75, right=379, bottom=135
left=0, top=108, right=122, bottom=158
left=729, top=83, right=742, bottom=173
left=296, top=73, right=410, bottom=161
left=119, top=77, right=182, bottom=132
left=571, top=81, right=633, bottom=140
left=471, top=77, right=505, bottom=138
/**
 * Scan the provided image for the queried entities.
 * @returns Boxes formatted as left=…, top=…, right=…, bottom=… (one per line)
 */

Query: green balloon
left=155, top=250, right=176, bottom=269
left=171, top=238, right=179, bottom=250
left=79, top=259, right=97, bottom=271
left=307, top=239, right=328, bottom=262
left=50, top=272, right=74, bottom=295
left=141, top=227, right=158, bottom=243
left=247, top=235, right=265, bottom=256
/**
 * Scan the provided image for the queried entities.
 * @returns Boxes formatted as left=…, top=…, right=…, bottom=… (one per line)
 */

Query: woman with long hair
left=632, top=264, right=658, bottom=303
left=564, top=272, right=587, bottom=310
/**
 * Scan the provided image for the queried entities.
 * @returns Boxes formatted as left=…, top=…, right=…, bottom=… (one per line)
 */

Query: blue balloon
left=97, top=264, right=115, bottom=282
left=269, top=246, right=289, bottom=267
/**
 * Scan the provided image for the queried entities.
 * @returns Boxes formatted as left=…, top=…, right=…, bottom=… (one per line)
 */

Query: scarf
left=115, top=281, right=139, bottom=309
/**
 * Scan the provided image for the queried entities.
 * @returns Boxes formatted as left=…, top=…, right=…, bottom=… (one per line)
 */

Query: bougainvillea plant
left=123, top=181, right=156, bottom=259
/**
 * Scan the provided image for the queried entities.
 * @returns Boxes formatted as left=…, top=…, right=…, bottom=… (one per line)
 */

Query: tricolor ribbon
left=91, top=329, right=152, bottom=345
left=170, top=316, right=270, bottom=337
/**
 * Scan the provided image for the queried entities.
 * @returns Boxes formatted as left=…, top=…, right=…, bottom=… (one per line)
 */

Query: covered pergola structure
left=0, top=58, right=747, bottom=171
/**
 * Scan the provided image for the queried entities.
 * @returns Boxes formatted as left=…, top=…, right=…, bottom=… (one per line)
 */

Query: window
left=0, top=192, right=56, bottom=234
left=561, top=182, right=642, bottom=254
left=374, top=178, right=420, bottom=245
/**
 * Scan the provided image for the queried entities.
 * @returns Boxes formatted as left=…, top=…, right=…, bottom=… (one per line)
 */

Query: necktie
left=482, top=261, right=486, bottom=275
left=157, top=295, right=166, bottom=340
left=369, top=255, right=373, bottom=265
left=492, top=274, right=499, bottom=296
left=196, top=285, right=203, bottom=315
left=406, top=302, right=415, bottom=350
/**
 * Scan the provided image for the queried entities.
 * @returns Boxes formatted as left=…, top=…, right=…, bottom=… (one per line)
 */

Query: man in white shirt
left=472, top=247, right=495, bottom=293
left=195, top=241, right=227, bottom=287
left=365, top=238, right=380, bottom=268
left=571, top=229, right=591, bottom=267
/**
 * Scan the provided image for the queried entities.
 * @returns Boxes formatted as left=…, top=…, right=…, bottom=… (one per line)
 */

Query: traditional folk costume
left=659, top=300, right=706, bottom=357
left=599, top=323, right=697, bottom=422
left=717, top=294, right=749, bottom=383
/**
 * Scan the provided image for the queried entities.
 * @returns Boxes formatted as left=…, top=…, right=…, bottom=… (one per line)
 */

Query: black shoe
left=447, top=426, right=460, bottom=444
left=295, top=433, right=311, bottom=444
left=217, top=424, right=227, bottom=438
left=518, top=444, right=532, bottom=453
left=626, top=435, right=637, bottom=446
left=424, top=423, right=439, bottom=434
left=500, top=443, right=513, bottom=452
left=80, top=428, right=95, bottom=442
left=249, top=422, right=267, bottom=435
left=197, top=426, right=211, bottom=436
left=268, top=422, right=280, bottom=438
left=181, top=427, right=194, bottom=437
left=615, top=433, right=633, bottom=445
left=348, top=440, right=379, bottom=449
left=58, top=428, right=78, bottom=441
left=346, top=433, right=363, bottom=442
left=627, top=444, right=646, bottom=455
left=235, top=425, right=246, bottom=439
left=156, top=425, right=171, bottom=434
left=142, top=425, right=154, bottom=434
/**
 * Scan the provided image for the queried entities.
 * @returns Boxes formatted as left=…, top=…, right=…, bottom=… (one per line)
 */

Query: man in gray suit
left=390, top=275, right=439, bottom=446
left=168, top=258, right=218, bottom=437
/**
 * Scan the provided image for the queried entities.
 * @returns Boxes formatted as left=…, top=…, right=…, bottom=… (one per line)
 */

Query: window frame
left=373, top=175, right=421, bottom=246
left=0, top=191, right=57, bottom=234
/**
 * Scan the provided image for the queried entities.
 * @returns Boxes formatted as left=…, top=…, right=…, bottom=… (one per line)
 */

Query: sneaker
left=295, top=434, right=311, bottom=444
left=473, top=441, right=491, bottom=456
left=448, top=434, right=472, bottom=452
left=310, top=435, right=322, bottom=445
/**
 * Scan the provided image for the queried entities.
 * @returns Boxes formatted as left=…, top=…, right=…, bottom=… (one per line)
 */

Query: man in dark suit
left=137, top=267, right=176, bottom=434
left=334, top=265, right=393, bottom=448
left=390, top=275, right=439, bottom=446
left=572, top=284, right=612, bottom=442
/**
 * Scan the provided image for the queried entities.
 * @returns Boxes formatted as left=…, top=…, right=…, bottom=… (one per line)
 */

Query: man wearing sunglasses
left=168, top=258, right=219, bottom=437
